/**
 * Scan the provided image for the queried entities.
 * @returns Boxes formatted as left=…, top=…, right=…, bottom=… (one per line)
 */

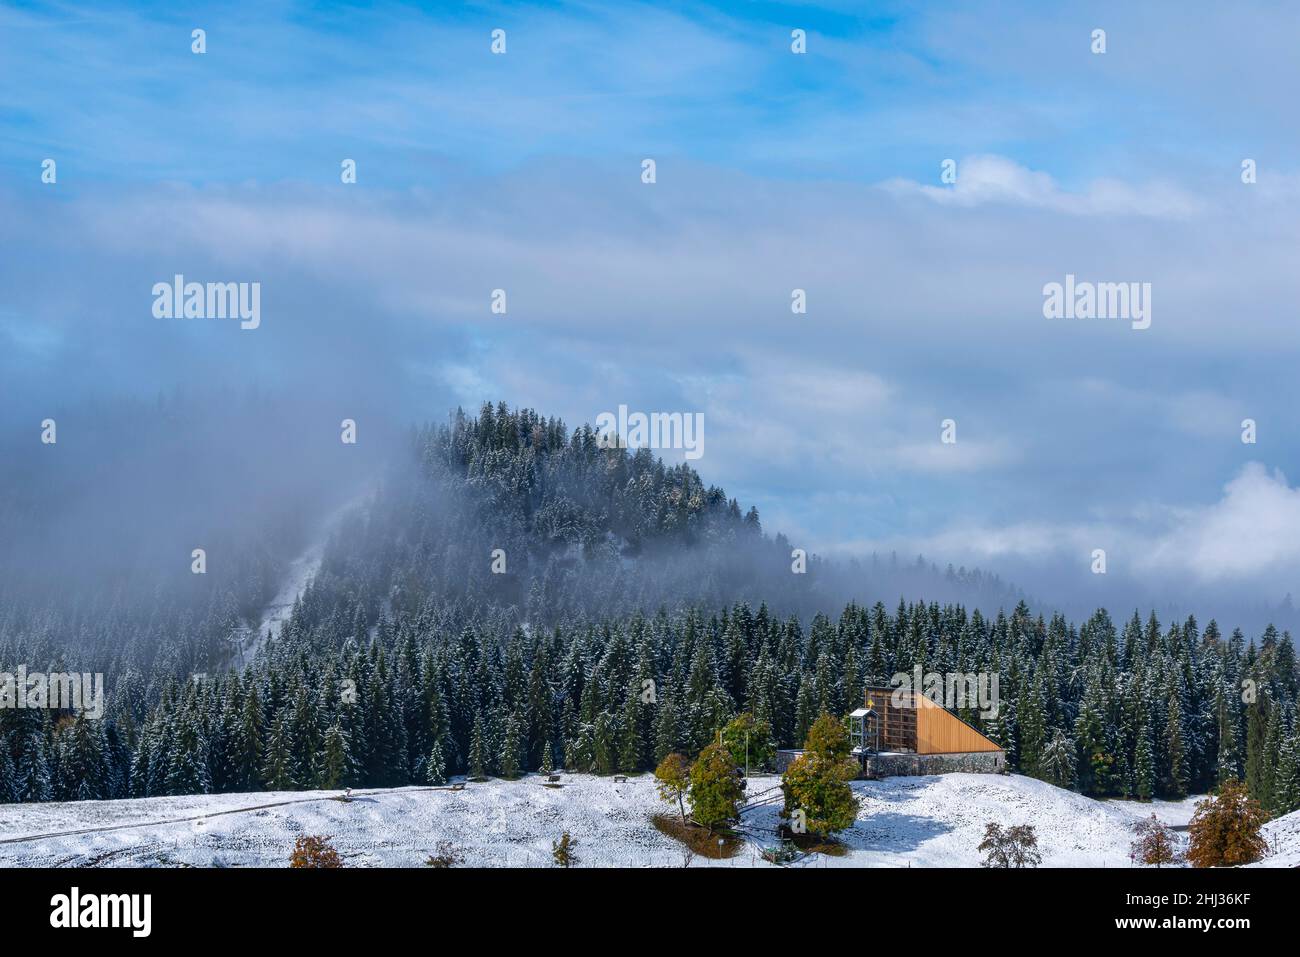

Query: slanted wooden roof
left=914, top=694, right=1003, bottom=754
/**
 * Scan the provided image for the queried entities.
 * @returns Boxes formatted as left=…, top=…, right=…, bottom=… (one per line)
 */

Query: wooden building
left=774, top=685, right=1006, bottom=777
left=857, top=685, right=1002, bottom=755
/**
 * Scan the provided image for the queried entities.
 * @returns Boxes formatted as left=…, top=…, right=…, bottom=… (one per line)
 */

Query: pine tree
left=592, top=712, right=617, bottom=775
left=618, top=685, right=644, bottom=773
left=61, top=715, right=110, bottom=801
left=16, top=717, right=52, bottom=802
left=0, top=732, right=18, bottom=804
left=1259, top=706, right=1285, bottom=816
left=1244, top=696, right=1270, bottom=800
left=499, top=711, right=523, bottom=779
left=540, top=739, right=554, bottom=776
left=653, top=690, right=680, bottom=763
left=1074, top=693, right=1114, bottom=796
left=231, top=683, right=264, bottom=793
left=320, top=721, right=356, bottom=790
left=1134, top=722, right=1155, bottom=801
left=468, top=713, right=488, bottom=780
left=1216, top=686, right=1242, bottom=784
left=1273, top=730, right=1300, bottom=817
left=167, top=708, right=212, bottom=796
left=1040, top=727, right=1076, bottom=790
left=1163, top=691, right=1188, bottom=798
left=261, top=712, right=296, bottom=790
left=426, top=738, right=448, bottom=786
left=1017, top=672, right=1048, bottom=779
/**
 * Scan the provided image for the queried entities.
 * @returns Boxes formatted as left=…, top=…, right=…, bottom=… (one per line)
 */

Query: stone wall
left=861, top=750, right=1005, bottom=778
left=776, top=748, right=1005, bottom=778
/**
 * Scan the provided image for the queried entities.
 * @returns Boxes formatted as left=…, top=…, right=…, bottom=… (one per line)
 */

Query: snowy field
left=1, top=773, right=1296, bottom=868
left=1105, top=794, right=1205, bottom=828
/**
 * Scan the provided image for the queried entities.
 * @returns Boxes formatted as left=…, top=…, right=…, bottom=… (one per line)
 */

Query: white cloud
left=1142, top=463, right=1300, bottom=581
left=844, top=463, right=1300, bottom=592
left=884, top=154, right=1203, bottom=218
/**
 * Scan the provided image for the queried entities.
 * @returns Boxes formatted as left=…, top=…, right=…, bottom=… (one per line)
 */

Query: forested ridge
left=1, top=404, right=1298, bottom=821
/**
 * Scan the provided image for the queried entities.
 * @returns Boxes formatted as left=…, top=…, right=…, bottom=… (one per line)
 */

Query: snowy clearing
left=4, top=772, right=1290, bottom=869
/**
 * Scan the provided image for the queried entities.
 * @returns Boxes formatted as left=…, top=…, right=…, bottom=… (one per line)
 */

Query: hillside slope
left=0, top=772, right=1265, bottom=869
left=1253, top=807, right=1300, bottom=867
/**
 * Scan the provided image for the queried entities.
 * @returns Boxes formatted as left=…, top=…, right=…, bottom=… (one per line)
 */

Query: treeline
left=1, top=403, right=1297, bottom=819
left=3, top=597, right=1298, bottom=819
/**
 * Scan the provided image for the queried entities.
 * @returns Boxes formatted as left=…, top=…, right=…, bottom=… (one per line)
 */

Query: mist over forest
left=0, top=392, right=1024, bottom=678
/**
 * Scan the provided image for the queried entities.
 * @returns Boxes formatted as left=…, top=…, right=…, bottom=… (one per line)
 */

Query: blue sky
left=4, top=0, right=1300, bottom=616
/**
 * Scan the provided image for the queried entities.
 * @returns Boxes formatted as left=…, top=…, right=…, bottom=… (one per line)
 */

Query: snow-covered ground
left=1106, top=794, right=1205, bottom=828
left=1253, top=808, right=1300, bottom=867
left=6, top=772, right=1286, bottom=869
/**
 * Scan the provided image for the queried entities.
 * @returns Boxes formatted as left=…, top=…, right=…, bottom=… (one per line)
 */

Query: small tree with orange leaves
left=1186, top=780, right=1267, bottom=867
left=1129, top=814, right=1180, bottom=867
left=290, top=835, right=343, bottom=868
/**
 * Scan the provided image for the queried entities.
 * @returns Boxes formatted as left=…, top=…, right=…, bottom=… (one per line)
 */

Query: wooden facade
left=862, top=686, right=1002, bottom=756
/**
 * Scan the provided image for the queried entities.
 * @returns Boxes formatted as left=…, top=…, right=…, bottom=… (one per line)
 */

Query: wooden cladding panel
left=863, top=687, right=916, bottom=752
left=915, top=695, right=1003, bottom=754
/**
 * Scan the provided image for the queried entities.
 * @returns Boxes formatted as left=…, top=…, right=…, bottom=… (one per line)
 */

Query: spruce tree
left=0, top=732, right=17, bottom=803
left=500, top=711, right=523, bottom=779
left=468, top=713, right=488, bottom=780
left=320, top=721, right=356, bottom=790
left=1134, top=722, right=1155, bottom=801
left=1163, top=691, right=1188, bottom=797
left=540, top=739, right=555, bottom=775
left=17, top=717, right=52, bottom=802
left=1244, top=695, right=1272, bottom=801
left=426, top=738, right=448, bottom=786
left=653, top=691, right=680, bottom=763
left=1273, top=730, right=1300, bottom=817
left=1017, top=673, right=1048, bottom=779
left=1040, top=727, right=1076, bottom=790
left=261, top=712, right=296, bottom=791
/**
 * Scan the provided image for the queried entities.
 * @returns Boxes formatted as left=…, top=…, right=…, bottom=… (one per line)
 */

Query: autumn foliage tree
left=289, top=835, right=343, bottom=868
left=654, top=752, right=691, bottom=824
left=1186, top=780, right=1268, bottom=867
left=688, top=743, right=743, bottom=831
left=1129, top=814, right=1180, bottom=867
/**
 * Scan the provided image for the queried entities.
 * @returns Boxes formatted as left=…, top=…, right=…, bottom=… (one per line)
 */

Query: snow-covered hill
left=1253, top=808, right=1300, bottom=868
left=6, top=772, right=1284, bottom=869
